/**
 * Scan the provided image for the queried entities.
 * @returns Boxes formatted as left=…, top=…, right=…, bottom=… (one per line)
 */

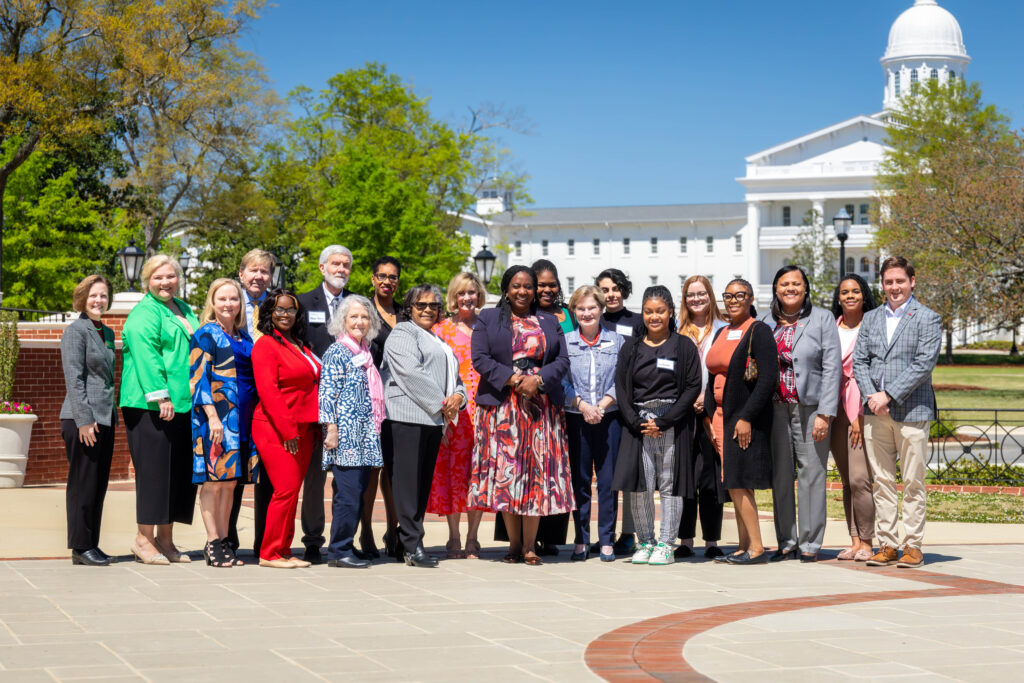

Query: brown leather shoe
left=865, top=546, right=898, bottom=566
left=897, top=547, right=924, bottom=568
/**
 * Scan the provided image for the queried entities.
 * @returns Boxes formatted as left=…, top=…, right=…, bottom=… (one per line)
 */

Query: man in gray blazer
left=853, top=256, right=941, bottom=568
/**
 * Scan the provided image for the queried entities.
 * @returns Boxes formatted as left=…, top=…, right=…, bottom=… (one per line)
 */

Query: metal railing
left=0, top=307, right=69, bottom=323
left=926, top=409, right=1024, bottom=485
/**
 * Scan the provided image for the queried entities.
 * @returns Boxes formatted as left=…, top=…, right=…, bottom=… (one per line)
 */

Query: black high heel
left=221, top=538, right=243, bottom=566
left=204, top=539, right=230, bottom=568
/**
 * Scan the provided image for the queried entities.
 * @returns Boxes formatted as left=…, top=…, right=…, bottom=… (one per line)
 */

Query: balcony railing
left=0, top=307, right=69, bottom=323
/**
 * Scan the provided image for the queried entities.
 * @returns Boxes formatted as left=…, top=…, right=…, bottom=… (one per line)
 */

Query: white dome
left=883, top=0, right=968, bottom=62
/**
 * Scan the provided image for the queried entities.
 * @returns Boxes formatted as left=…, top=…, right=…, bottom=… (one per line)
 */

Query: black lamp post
left=832, top=208, right=852, bottom=279
left=117, top=240, right=146, bottom=292
left=473, top=244, right=496, bottom=287
left=178, top=252, right=192, bottom=298
left=271, top=252, right=286, bottom=290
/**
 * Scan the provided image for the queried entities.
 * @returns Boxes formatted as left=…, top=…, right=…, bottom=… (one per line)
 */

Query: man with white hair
left=296, top=245, right=354, bottom=564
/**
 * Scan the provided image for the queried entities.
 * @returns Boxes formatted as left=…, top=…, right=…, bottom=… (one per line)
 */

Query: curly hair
left=830, top=273, right=878, bottom=319
left=400, top=283, right=444, bottom=321
left=531, top=258, right=566, bottom=311
left=256, top=288, right=309, bottom=347
left=595, top=268, right=633, bottom=301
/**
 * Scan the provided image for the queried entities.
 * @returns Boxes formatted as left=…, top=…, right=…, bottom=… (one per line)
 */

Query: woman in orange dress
left=428, top=272, right=486, bottom=559
left=703, top=278, right=778, bottom=565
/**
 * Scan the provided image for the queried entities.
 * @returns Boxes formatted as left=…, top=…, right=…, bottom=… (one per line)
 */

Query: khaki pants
left=863, top=414, right=929, bottom=550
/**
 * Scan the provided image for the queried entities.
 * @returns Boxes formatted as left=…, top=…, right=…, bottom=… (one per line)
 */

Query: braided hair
left=497, top=265, right=538, bottom=329
left=628, top=285, right=679, bottom=372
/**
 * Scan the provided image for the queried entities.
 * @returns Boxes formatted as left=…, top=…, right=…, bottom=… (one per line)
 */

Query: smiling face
left=320, top=253, right=352, bottom=291
left=373, top=262, right=400, bottom=300
left=535, top=270, right=559, bottom=309
left=148, top=264, right=179, bottom=302
left=776, top=271, right=807, bottom=314
left=84, top=281, right=109, bottom=321
left=722, top=283, right=752, bottom=324
left=838, top=278, right=865, bottom=315
left=212, top=283, right=241, bottom=327
left=574, top=295, right=602, bottom=330
left=455, top=286, right=479, bottom=313
left=505, top=271, right=535, bottom=316
left=597, top=277, right=623, bottom=312
left=344, top=302, right=371, bottom=342
left=684, top=280, right=711, bottom=318
left=410, top=291, right=441, bottom=330
left=882, top=267, right=915, bottom=309
left=642, top=296, right=672, bottom=336
left=239, top=260, right=271, bottom=299
left=271, top=294, right=298, bottom=334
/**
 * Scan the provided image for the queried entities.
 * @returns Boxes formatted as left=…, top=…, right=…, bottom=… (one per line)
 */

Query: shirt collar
left=246, top=290, right=266, bottom=306
left=885, top=296, right=913, bottom=317
left=571, top=326, right=605, bottom=347
left=322, top=282, right=343, bottom=304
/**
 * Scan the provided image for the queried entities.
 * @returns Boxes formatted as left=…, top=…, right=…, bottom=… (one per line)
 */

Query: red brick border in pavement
left=584, top=561, right=1024, bottom=682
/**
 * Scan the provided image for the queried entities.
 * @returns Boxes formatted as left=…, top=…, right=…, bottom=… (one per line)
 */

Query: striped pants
left=630, top=401, right=683, bottom=545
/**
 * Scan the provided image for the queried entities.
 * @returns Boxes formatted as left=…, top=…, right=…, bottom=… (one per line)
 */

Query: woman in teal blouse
left=120, top=254, right=200, bottom=565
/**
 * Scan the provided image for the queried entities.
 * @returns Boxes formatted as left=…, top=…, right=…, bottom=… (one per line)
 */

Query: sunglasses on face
left=722, top=293, right=750, bottom=303
left=412, top=302, right=442, bottom=312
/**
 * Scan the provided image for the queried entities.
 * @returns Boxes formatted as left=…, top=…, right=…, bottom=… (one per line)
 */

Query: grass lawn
left=724, top=489, right=1024, bottom=524
left=932, top=364, right=1024, bottom=417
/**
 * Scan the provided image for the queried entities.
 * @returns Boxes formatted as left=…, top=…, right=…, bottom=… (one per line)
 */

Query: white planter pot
left=0, top=414, right=38, bottom=488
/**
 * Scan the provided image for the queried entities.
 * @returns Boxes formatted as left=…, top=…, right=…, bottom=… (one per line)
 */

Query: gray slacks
left=771, top=402, right=830, bottom=555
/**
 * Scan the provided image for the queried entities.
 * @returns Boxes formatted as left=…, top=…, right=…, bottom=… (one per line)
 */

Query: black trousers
left=679, top=429, right=723, bottom=542
left=123, top=408, right=196, bottom=526
left=300, top=435, right=327, bottom=550
left=62, top=420, right=115, bottom=551
left=251, top=474, right=273, bottom=556
left=328, top=465, right=370, bottom=560
left=383, top=420, right=442, bottom=555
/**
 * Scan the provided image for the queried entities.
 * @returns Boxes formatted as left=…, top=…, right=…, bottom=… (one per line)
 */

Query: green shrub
left=962, top=340, right=1012, bottom=351
left=926, top=461, right=1024, bottom=486
left=0, top=311, right=18, bottom=402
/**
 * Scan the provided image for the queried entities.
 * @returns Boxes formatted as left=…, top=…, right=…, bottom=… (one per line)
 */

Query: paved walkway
left=0, top=485, right=1022, bottom=681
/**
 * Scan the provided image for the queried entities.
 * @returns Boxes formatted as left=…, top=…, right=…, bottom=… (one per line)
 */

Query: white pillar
left=812, top=198, right=825, bottom=226
left=746, top=202, right=762, bottom=300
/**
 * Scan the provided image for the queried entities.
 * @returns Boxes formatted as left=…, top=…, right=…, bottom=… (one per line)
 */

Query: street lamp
left=271, top=252, right=286, bottom=289
left=117, top=240, right=146, bottom=292
left=473, top=244, right=496, bottom=286
left=178, top=252, right=192, bottom=298
left=832, top=208, right=852, bottom=279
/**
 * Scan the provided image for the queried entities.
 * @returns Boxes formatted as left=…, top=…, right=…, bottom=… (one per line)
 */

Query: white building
left=462, top=0, right=971, bottom=310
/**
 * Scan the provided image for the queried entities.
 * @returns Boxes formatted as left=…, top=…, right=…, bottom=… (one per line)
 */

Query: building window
left=679, top=274, right=687, bottom=289
left=911, top=68, right=919, bottom=94
left=845, top=203, right=855, bottom=221
left=860, top=257, right=871, bottom=273
left=679, top=237, right=687, bottom=253
left=859, top=203, right=870, bottom=225
left=930, top=68, right=938, bottom=81
left=650, top=275, right=658, bottom=285
left=782, top=206, right=791, bottom=226
left=567, top=239, right=575, bottom=256
left=541, top=240, right=548, bottom=256
left=895, top=71, right=901, bottom=97
left=650, top=237, right=658, bottom=254
left=705, top=236, right=714, bottom=253
left=734, top=235, right=742, bottom=253
left=514, top=240, right=522, bottom=257
left=567, top=276, right=575, bottom=291
left=593, top=238, right=600, bottom=255
left=845, top=257, right=855, bottom=274
left=950, top=70, right=956, bottom=81
left=705, top=274, right=714, bottom=291
left=623, top=237, right=630, bottom=255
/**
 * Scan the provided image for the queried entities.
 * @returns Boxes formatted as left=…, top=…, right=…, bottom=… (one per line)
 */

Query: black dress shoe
left=589, top=541, right=602, bottom=555
left=674, top=545, right=695, bottom=559
left=405, top=547, right=438, bottom=568
left=95, top=547, right=112, bottom=561
left=303, top=546, right=323, bottom=565
left=72, top=549, right=110, bottom=566
left=704, top=546, right=725, bottom=560
left=769, top=549, right=798, bottom=562
left=800, top=553, right=817, bottom=563
left=612, top=534, right=635, bottom=556
left=536, top=541, right=559, bottom=557
left=571, top=549, right=588, bottom=562
left=729, top=551, right=768, bottom=565
left=328, top=555, right=371, bottom=569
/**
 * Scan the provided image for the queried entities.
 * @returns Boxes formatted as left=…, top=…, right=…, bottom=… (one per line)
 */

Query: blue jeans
left=328, top=465, right=370, bottom=560
left=567, top=412, right=622, bottom=547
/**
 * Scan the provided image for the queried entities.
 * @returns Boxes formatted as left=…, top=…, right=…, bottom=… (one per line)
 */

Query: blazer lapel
left=884, top=299, right=918, bottom=357
left=791, top=317, right=809, bottom=349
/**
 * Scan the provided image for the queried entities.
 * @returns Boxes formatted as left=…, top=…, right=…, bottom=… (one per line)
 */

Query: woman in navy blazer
left=468, top=266, right=573, bottom=565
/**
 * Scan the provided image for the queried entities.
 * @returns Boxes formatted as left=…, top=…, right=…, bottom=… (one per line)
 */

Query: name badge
left=308, top=311, right=326, bottom=324
left=350, top=352, right=370, bottom=368
left=599, top=340, right=615, bottom=349
left=656, top=358, right=675, bottom=371
left=616, top=324, right=633, bottom=337
left=727, top=329, right=743, bottom=341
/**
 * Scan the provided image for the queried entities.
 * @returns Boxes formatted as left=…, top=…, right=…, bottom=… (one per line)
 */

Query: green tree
left=790, top=209, right=838, bottom=308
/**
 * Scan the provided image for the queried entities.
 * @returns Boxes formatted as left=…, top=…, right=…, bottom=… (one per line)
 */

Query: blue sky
left=247, top=1, right=1024, bottom=208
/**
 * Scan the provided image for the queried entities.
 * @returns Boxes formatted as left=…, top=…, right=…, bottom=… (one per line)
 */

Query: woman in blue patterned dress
left=190, top=278, right=258, bottom=568
left=319, top=294, right=385, bottom=569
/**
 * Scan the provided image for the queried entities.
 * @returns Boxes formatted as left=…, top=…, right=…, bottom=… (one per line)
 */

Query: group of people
left=59, top=244, right=942, bottom=570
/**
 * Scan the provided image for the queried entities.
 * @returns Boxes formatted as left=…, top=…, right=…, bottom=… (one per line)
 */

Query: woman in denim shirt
left=562, top=285, right=624, bottom=562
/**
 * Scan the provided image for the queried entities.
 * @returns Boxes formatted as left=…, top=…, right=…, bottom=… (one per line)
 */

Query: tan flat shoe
left=259, top=557, right=296, bottom=569
left=131, top=543, right=169, bottom=566
left=286, top=556, right=311, bottom=568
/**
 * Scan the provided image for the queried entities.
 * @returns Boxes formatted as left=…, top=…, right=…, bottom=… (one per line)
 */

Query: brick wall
left=16, top=312, right=134, bottom=485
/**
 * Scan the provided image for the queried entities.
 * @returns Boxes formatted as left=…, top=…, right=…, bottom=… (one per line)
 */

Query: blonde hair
left=239, top=248, right=274, bottom=273
left=72, top=275, right=113, bottom=313
left=140, top=254, right=183, bottom=297
left=568, top=285, right=605, bottom=313
left=199, top=278, right=246, bottom=331
left=678, top=275, right=724, bottom=342
left=444, top=272, right=487, bottom=313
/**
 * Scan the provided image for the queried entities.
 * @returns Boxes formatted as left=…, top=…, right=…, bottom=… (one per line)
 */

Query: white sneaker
left=648, top=543, right=675, bottom=566
left=631, top=542, right=654, bottom=564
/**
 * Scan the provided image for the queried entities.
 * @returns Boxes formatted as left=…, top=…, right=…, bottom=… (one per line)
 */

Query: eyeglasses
left=412, top=302, right=442, bottom=312
left=685, top=292, right=709, bottom=301
left=374, top=273, right=400, bottom=283
left=273, top=307, right=298, bottom=315
left=722, top=293, right=750, bottom=303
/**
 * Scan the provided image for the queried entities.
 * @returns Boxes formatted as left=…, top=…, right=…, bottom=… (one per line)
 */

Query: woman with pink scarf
left=829, top=274, right=878, bottom=562
left=318, top=294, right=386, bottom=569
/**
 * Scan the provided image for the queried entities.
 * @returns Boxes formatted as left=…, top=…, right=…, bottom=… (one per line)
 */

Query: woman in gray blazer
left=60, top=275, right=117, bottom=566
left=381, top=284, right=467, bottom=568
left=759, top=266, right=841, bottom=562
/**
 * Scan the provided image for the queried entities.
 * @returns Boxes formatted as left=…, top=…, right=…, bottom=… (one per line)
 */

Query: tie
left=250, top=301, right=262, bottom=341
left=329, top=296, right=340, bottom=321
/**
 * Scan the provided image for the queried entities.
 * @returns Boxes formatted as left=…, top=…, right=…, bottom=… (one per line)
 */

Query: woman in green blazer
left=120, top=254, right=200, bottom=565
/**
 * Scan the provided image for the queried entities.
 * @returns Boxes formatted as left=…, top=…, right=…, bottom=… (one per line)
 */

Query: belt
left=512, top=358, right=542, bottom=371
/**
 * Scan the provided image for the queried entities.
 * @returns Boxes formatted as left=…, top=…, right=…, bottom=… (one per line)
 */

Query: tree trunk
left=945, top=327, right=954, bottom=364
left=1011, top=327, right=1020, bottom=357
